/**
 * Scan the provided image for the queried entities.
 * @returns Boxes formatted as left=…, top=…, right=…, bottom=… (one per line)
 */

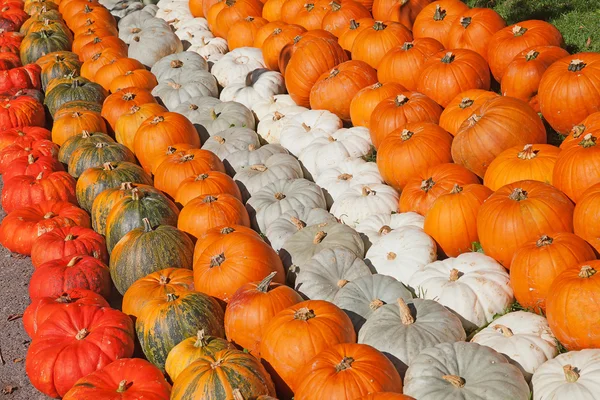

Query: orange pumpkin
left=194, top=225, right=261, bottom=256
left=78, top=35, right=127, bottom=63
left=51, top=110, right=107, bottom=146
left=80, top=48, right=124, bottom=81
left=147, top=144, right=200, bottom=175
left=372, top=0, right=431, bottom=30
left=356, top=394, right=415, bottom=400
left=574, top=183, right=600, bottom=253
left=101, top=87, right=157, bottom=131
left=212, top=0, right=263, bottom=39
left=176, top=171, right=242, bottom=206
left=560, top=112, right=600, bottom=150
left=280, top=0, right=308, bottom=23
left=93, top=57, right=145, bottom=91
left=322, top=1, right=371, bottom=37
left=66, top=4, right=116, bottom=33
left=447, top=8, right=507, bottom=61
left=114, top=103, right=167, bottom=153
left=262, top=24, right=306, bottom=71
left=261, top=0, right=287, bottom=22
left=337, top=18, right=374, bottom=52
left=228, top=16, right=268, bottom=49
left=477, top=180, right=575, bottom=268
left=202, top=0, right=222, bottom=18
left=294, top=0, right=330, bottom=31
left=189, top=0, right=204, bottom=16
left=207, top=0, right=226, bottom=29
left=510, top=233, right=596, bottom=313
left=349, top=82, right=406, bottom=128
left=377, top=122, right=453, bottom=191
left=412, top=0, right=469, bottom=47
left=351, top=21, right=413, bottom=69
left=109, top=70, right=158, bottom=93
left=72, top=26, right=117, bottom=54
left=438, top=89, right=499, bottom=136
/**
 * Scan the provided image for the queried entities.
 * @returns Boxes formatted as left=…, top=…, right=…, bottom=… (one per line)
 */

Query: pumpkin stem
left=75, top=328, right=90, bottom=340
left=433, top=5, right=446, bottom=20
left=203, top=195, right=218, bottom=203
left=210, top=109, right=221, bottom=120
left=210, top=253, right=226, bottom=267
left=378, top=225, right=393, bottom=235
left=189, top=104, right=199, bottom=111
left=166, top=293, right=179, bottom=302
left=250, top=164, right=268, bottom=172
left=194, top=330, right=208, bottom=347
left=568, top=59, right=586, bottom=72
left=158, top=274, right=171, bottom=285
left=348, top=19, right=359, bottom=30
left=36, top=172, right=44, bottom=180
left=151, top=116, right=165, bottom=124
left=294, top=307, right=316, bottom=321
left=130, top=188, right=141, bottom=201
left=304, top=3, right=315, bottom=11
left=116, top=380, right=129, bottom=393
left=536, top=235, right=553, bottom=247
left=449, top=268, right=460, bottom=281
left=194, top=173, right=209, bottom=181
left=328, top=68, right=340, bottom=79
left=467, top=114, right=481, bottom=125
left=371, top=82, right=383, bottom=89
left=397, top=298, right=414, bottom=325
left=43, top=211, right=56, bottom=219
left=571, top=124, right=585, bottom=139
left=400, top=129, right=413, bottom=141
left=394, top=94, right=409, bottom=107
left=71, top=78, right=82, bottom=89
left=508, top=188, right=527, bottom=201
left=313, top=231, right=327, bottom=244
left=257, top=271, right=277, bottom=292
left=563, top=365, right=580, bottom=382
left=181, top=154, right=195, bottom=162
left=512, top=25, right=527, bottom=36
left=274, top=192, right=286, bottom=200
left=55, top=294, right=73, bottom=303
left=493, top=324, right=514, bottom=337
left=95, top=142, right=108, bottom=148
left=213, top=136, right=225, bottom=145
left=401, top=41, right=414, bottom=51
left=170, top=59, right=184, bottom=69
left=441, top=52, right=455, bottom=63
left=450, top=184, right=463, bottom=194
left=290, top=216, right=306, bottom=230
left=120, top=182, right=134, bottom=190
left=64, top=234, right=75, bottom=241
left=330, top=1, right=341, bottom=11
left=168, top=82, right=182, bottom=89
left=337, top=279, right=349, bottom=288
left=301, top=122, right=311, bottom=132
left=460, top=16, right=471, bottom=28
left=27, top=153, right=35, bottom=164
left=420, top=177, right=435, bottom=192
left=142, top=218, right=153, bottom=232
left=579, top=133, right=596, bottom=148
left=67, top=256, right=82, bottom=267
left=369, top=299, right=384, bottom=310
left=362, top=186, right=375, bottom=196
left=442, top=375, right=465, bottom=388
left=387, top=252, right=397, bottom=260
left=373, top=21, right=387, bottom=31
left=220, top=227, right=236, bottom=234
left=273, top=111, right=284, bottom=121
left=103, top=162, right=116, bottom=171
left=517, top=144, right=539, bottom=160
left=525, top=50, right=540, bottom=61
left=166, top=146, right=178, bottom=155
left=122, top=91, right=136, bottom=101
left=458, top=97, right=474, bottom=109
left=335, top=356, right=354, bottom=372
left=578, top=265, right=596, bottom=278
left=338, top=173, right=353, bottom=181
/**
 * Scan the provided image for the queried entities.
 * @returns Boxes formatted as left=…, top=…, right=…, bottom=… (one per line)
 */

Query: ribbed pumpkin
left=281, top=29, right=337, bottom=77
left=80, top=48, right=124, bottom=80
left=171, top=349, right=276, bottom=400
left=262, top=24, right=306, bottom=71
left=65, top=3, right=116, bottom=32
left=71, top=26, right=117, bottom=54
left=136, top=290, right=225, bottom=369
left=372, top=0, right=431, bottom=29
left=574, top=183, right=600, bottom=253
left=68, top=141, right=136, bottom=178
left=212, top=0, right=264, bottom=39
left=438, top=89, right=499, bottom=136
left=0, top=95, right=45, bottom=129
left=133, top=111, right=201, bottom=173
left=349, top=82, right=406, bottom=128
left=511, top=233, right=596, bottom=313
left=53, top=99, right=103, bottom=117
left=20, top=29, right=71, bottom=64
left=337, top=18, right=373, bottom=52
left=93, top=56, right=143, bottom=91
left=0, top=126, right=51, bottom=151
left=369, top=91, right=443, bottom=149
left=78, top=35, right=127, bottom=63
left=1, top=171, right=76, bottom=213
left=57, top=130, right=114, bottom=164
left=253, top=21, right=287, bottom=46
left=30, top=226, right=108, bottom=267
left=228, top=16, right=268, bottom=49
left=3, top=152, right=64, bottom=182
left=178, top=193, right=251, bottom=240
left=447, top=7, right=507, bottom=61
left=104, top=188, right=180, bottom=252
left=115, top=103, right=167, bottom=153
left=194, top=225, right=261, bottom=256
left=44, top=77, right=107, bottom=116
left=0, top=139, right=59, bottom=174
left=36, top=51, right=81, bottom=90
left=452, top=96, right=547, bottom=178
left=75, top=161, right=153, bottom=212
left=176, top=171, right=242, bottom=206
left=165, top=330, right=235, bottom=381
left=560, top=112, right=600, bottom=150
left=377, top=122, right=453, bottom=191
left=101, top=88, right=157, bottom=130
left=110, top=218, right=194, bottom=294
left=351, top=21, right=413, bottom=69
left=477, top=180, right=575, bottom=268
left=109, top=69, right=158, bottom=93
left=294, top=1, right=331, bottom=31
left=322, top=1, right=370, bottom=37
left=399, top=163, right=480, bottom=215
left=484, top=144, right=561, bottom=191
left=412, top=0, right=469, bottom=47
left=280, top=0, right=309, bottom=23
left=51, top=110, right=108, bottom=146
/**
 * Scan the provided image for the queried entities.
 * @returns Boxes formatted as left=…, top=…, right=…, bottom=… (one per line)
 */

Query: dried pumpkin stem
left=210, top=253, right=226, bottom=267
left=75, top=328, right=89, bottom=340
left=158, top=274, right=170, bottom=285
left=449, top=268, right=460, bottom=281
left=450, top=184, right=463, bottom=194
left=369, top=299, right=384, bottom=310
left=460, top=16, right=471, bottom=28
left=579, top=133, right=596, bottom=148
left=378, top=225, right=393, bottom=235
left=250, top=164, right=268, bottom=172
left=493, top=324, right=514, bottom=337
left=433, top=5, right=446, bottom=20
left=116, top=380, right=129, bottom=393
left=195, top=173, right=209, bottom=181
left=568, top=59, right=586, bottom=72
left=421, top=177, right=435, bottom=192
left=517, top=144, right=539, bottom=160
left=442, top=375, right=465, bottom=388
left=512, top=25, right=527, bottom=36
left=401, top=41, right=414, bottom=51
left=508, top=188, right=528, bottom=201
left=257, top=271, right=277, bottom=292
left=338, top=173, right=353, bottom=181
left=64, top=234, right=75, bottom=241
left=294, top=307, right=316, bottom=321
left=525, top=50, right=540, bottom=61
left=458, top=98, right=474, bottom=109
left=290, top=216, right=306, bottom=230
left=563, top=365, right=580, bottom=382
left=395, top=94, right=409, bottom=106
left=578, top=265, right=596, bottom=278
left=335, top=357, right=354, bottom=372
left=337, top=279, right=349, bottom=288
left=397, top=298, right=414, bottom=325
left=170, top=59, right=184, bottom=68
left=536, top=235, right=553, bottom=247
left=55, top=294, right=73, bottom=304
left=274, top=192, right=286, bottom=200
left=313, top=231, right=327, bottom=244
left=194, top=330, right=207, bottom=347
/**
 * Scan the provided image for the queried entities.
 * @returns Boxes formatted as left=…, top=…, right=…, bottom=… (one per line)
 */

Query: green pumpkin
left=136, top=291, right=225, bottom=370
left=58, top=131, right=115, bottom=164
left=76, top=161, right=153, bottom=212
left=110, top=218, right=194, bottom=294
left=105, top=188, right=180, bottom=252
left=54, top=99, right=103, bottom=117
left=68, top=141, right=136, bottom=178
left=39, top=51, right=81, bottom=91
left=20, top=29, right=72, bottom=65
left=20, top=9, right=64, bottom=34
left=44, top=77, right=107, bottom=116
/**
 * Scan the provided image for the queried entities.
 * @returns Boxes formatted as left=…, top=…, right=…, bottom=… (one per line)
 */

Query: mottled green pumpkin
left=44, top=77, right=107, bottom=116
left=38, top=51, right=81, bottom=91
left=58, top=131, right=114, bottom=164
left=24, top=18, right=73, bottom=42
left=68, top=141, right=136, bottom=178
left=76, top=161, right=153, bottom=212
left=136, top=291, right=225, bottom=370
left=105, top=188, right=180, bottom=252
left=91, top=182, right=160, bottom=235
left=20, top=9, right=64, bottom=34
left=110, top=218, right=194, bottom=294
left=54, top=100, right=103, bottom=118
left=20, top=29, right=72, bottom=65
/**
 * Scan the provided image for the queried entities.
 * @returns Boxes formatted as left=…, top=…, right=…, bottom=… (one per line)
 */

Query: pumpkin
left=20, top=29, right=71, bottom=64
left=253, top=21, right=287, bottom=45
left=477, top=180, right=575, bottom=268
left=148, top=144, right=204, bottom=175
left=92, top=56, right=143, bottom=90
left=574, top=183, right=600, bottom=253
left=115, top=103, right=167, bottom=152
left=219, top=69, right=286, bottom=111
left=68, top=141, right=136, bottom=178
left=316, top=158, right=383, bottom=207
left=356, top=395, right=415, bottom=400
left=0, top=139, right=58, bottom=173
left=44, top=77, right=107, bottom=117
left=294, top=1, right=331, bottom=31
left=101, top=87, right=157, bottom=130
left=80, top=48, right=125, bottom=80
left=256, top=105, right=308, bottom=144
left=136, top=290, right=225, bottom=369
left=452, top=96, right=547, bottom=178
left=403, top=342, right=530, bottom=399
left=372, top=0, right=431, bottom=29
left=330, top=183, right=399, bottom=228
left=369, top=91, right=442, bottom=149
left=30, top=225, right=108, bottom=267
left=66, top=3, right=116, bottom=32
left=280, top=0, right=309, bottom=23
left=150, top=51, right=209, bottom=83
left=151, top=73, right=219, bottom=111
left=23, top=289, right=109, bottom=337
left=57, top=131, right=113, bottom=165
left=487, top=20, right=564, bottom=81
left=0, top=52, right=21, bottom=70
left=484, top=144, right=561, bottom=191
left=224, top=143, right=287, bottom=175
left=211, top=46, right=266, bottom=87
left=351, top=21, right=413, bottom=69
left=353, top=211, right=424, bottom=250
left=194, top=225, right=261, bottom=257
left=471, top=311, right=558, bottom=381
left=0, top=95, right=45, bottom=129
left=227, top=16, right=268, bottom=49
left=51, top=111, right=108, bottom=146
left=552, top=133, right=600, bottom=202
left=1, top=171, right=76, bottom=213
left=127, top=17, right=184, bottom=68
left=412, top=0, right=469, bottom=47
left=260, top=300, right=356, bottom=397
left=0, top=126, right=51, bottom=151
left=53, top=97, right=103, bottom=116
left=0, top=63, right=42, bottom=95
left=78, top=36, right=128, bottom=63
left=279, top=109, right=342, bottom=156
left=3, top=153, right=64, bottom=182
left=72, top=26, right=118, bottom=54
left=76, top=161, right=153, bottom=212
left=377, top=122, right=453, bottom=190
left=349, top=82, right=405, bottom=128
left=261, top=25, right=305, bottom=71
left=561, top=112, right=600, bottom=150
left=202, top=127, right=261, bottom=164
left=212, top=0, right=263, bottom=39
left=176, top=171, right=241, bottom=206
left=438, top=90, right=498, bottom=136
left=359, top=298, right=466, bottom=376
left=447, top=7, right=507, bottom=60
left=337, top=18, right=374, bottom=52
left=264, top=206, right=334, bottom=249
left=320, top=1, right=369, bottom=38
left=501, top=46, right=570, bottom=112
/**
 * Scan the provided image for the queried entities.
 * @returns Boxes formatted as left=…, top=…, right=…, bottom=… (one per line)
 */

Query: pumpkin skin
left=65, top=3, right=116, bottom=33
left=171, top=349, right=276, bottom=400
left=293, top=1, right=330, bottom=31
left=68, top=141, right=136, bottom=178
left=57, top=130, right=114, bottom=165
left=71, top=26, right=117, bottom=54
left=62, top=358, right=171, bottom=400
left=176, top=171, right=242, bottom=206
left=484, top=144, right=561, bottom=191
left=79, top=36, right=128, bottom=64
left=356, top=395, right=415, bottom=400
left=194, top=225, right=262, bottom=257
left=510, top=233, right=596, bottom=313
left=0, top=126, right=51, bottom=151
left=377, top=122, right=453, bottom=191
left=349, top=82, right=406, bottom=128
left=547, top=262, right=600, bottom=350
left=0, top=53, right=24, bottom=72
left=412, top=0, right=469, bottom=47
left=54, top=99, right=103, bottom=117
left=149, top=144, right=205, bottom=175
left=260, top=300, right=357, bottom=397
left=447, top=8, right=507, bottom=61
left=0, top=139, right=59, bottom=174
left=294, top=343, right=403, bottom=400
left=351, top=21, right=413, bottom=69
left=0, top=63, right=42, bottom=93
left=228, top=17, right=269, bottom=49
left=30, top=225, right=108, bottom=267
left=92, top=56, right=142, bottom=91
left=80, top=48, right=124, bottom=81
left=0, top=95, right=45, bottom=129
left=477, top=180, right=575, bottom=268
left=109, top=69, right=158, bottom=93
left=36, top=51, right=81, bottom=91
left=561, top=112, right=600, bottom=150
left=44, top=77, right=108, bottom=117
left=212, top=0, right=264, bottom=40
left=136, top=290, right=225, bottom=370
left=553, top=133, right=600, bottom=203
left=574, top=183, right=600, bottom=253
left=25, top=305, right=135, bottom=398
left=322, top=1, right=371, bottom=37
left=254, top=21, right=287, bottom=46
left=23, top=289, right=109, bottom=338
left=101, top=88, right=157, bottom=131
left=0, top=200, right=90, bottom=255
left=115, top=103, right=168, bottom=153
left=3, top=153, right=64, bottom=182
left=337, top=18, right=374, bottom=52
left=487, top=20, right=564, bottom=82
left=262, top=24, right=306, bottom=71
left=52, top=111, right=108, bottom=146
left=279, top=29, right=340, bottom=77
left=438, top=89, right=499, bottom=136
left=20, top=29, right=71, bottom=65
left=451, top=96, right=547, bottom=178
left=2, top=171, right=76, bottom=213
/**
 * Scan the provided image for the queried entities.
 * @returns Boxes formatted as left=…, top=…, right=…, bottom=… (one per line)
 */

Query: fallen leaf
left=586, top=37, right=592, bottom=47
left=2, top=385, right=17, bottom=394
left=6, top=314, right=22, bottom=322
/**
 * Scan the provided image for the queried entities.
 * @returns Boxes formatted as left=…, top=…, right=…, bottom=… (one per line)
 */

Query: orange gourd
left=322, top=1, right=371, bottom=37
left=51, top=110, right=107, bottom=146
left=262, top=24, right=306, bottom=71
left=109, top=70, right=158, bottom=93
left=337, top=18, right=373, bottom=52
left=114, top=103, right=167, bottom=153
left=372, top=0, right=431, bottom=30
left=574, top=182, right=600, bottom=253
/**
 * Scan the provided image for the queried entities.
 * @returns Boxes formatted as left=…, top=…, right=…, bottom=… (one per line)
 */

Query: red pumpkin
left=0, top=126, right=51, bottom=152
left=0, top=63, right=42, bottom=92
left=412, top=0, right=469, bottom=47
left=0, top=29, right=22, bottom=53
left=25, top=305, right=135, bottom=398
left=322, top=1, right=370, bottom=37
left=0, top=139, right=59, bottom=173
left=0, top=4, right=27, bottom=30
left=372, top=0, right=431, bottom=30
left=2, top=171, right=76, bottom=213
left=351, top=21, right=413, bottom=69
left=3, top=153, right=64, bottom=182
left=175, top=171, right=242, bottom=206
left=438, top=89, right=499, bottom=136
left=477, top=180, right=575, bottom=268
left=447, top=8, right=507, bottom=61
left=0, top=200, right=91, bottom=255
left=349, top=82, right=407, bottom=128
left=0, top=95, right=45, bottom=129
left=0, top=52, right=21, bottom=70
left=31, top=226, right=108, bottom=267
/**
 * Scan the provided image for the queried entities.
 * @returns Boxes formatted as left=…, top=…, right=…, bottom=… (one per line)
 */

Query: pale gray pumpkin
left=245, top=178, right=327, bottom=233
left=294, top=247, right=372, bottom=301
left=331, top=183, right=400, bottom=228
left=174, top=17, right=210, bottom=44
left=118, top=8, right=158, bottom=44
left=333, top=273, right=413, bottom=333
left=151, top=51, right=208, bottom=83
left=151, top=72, right=218, bottom=110
left=219, top=69, right=286, bottom=110
left=264, top=206, right=335, bottom=251
left=103, top=0, right=146, bottom=19
left=358, top=298, right=466, bottom=376
left=403, top=342, right=530, bottom=400
left=225, top=143, right=287, bottom=175
left=154, top=0, right=193, bottom=29
left=211, top=47, right=266, bottom=87
left=354, top=211, right=425, bottom=250
left=201, top=128, right=260, bottom=163
left=188, top=37, right=228, bottom=62
left=127, top=17, right=183, bottom=67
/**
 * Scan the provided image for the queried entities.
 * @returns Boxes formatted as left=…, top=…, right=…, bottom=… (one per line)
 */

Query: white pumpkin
left=187, top=36, right=228, bottom=60
left=219, top=69, right=286, bottom=110
left=330, top=183, right=399, bottom=228
left=264, top=207, right=335, bottom=252
left=409, top=252, right=514, bottom=332
left=315, top=158, right=383, bottom=207
left=155, top=0, right=193, bottom=29
left=101, top=0, right=144, bottom=19
left=354, top=211, right=425, bottom=250
left=256, top=105, right=308, bottom=144
left=252, top=94, right=298, bottom=121
left=117, top=8, right=157, bottom=44
left=532, top=349, right=600, bottom=400
left=211, top=47, right=266, bottom=87
left=201, top=127, right=261, bottom=161
left=472, top=311, right=558, bottom=382
left=246, top=178, right=327, bottom=233
left=151, top=73, right=218, bottom=110
left=225, top=143, right=288, bottom=175
left=233, top=153, right=304, bottom=201
left=151, top=51, right=208, bottom=83
left=175, top=17, right=211, bottom=43
left=365, top=226, right=437, bottom=285
left=127, top=17, right=183, bottom=67
left=279, top=110, right=343, bottom=156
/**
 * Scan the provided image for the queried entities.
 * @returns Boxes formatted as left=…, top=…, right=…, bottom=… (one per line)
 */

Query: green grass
left=465, top=0, right=600, bottom=53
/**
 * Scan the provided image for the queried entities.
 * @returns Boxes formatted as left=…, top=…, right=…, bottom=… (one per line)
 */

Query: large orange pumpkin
left=293, top=0, right=330, bottom=31
left=372, top=0, right=432, bottom=30
left=446, top=8, right=507, bottom=61
left=194, top=225, right=261, bottom=257
left=477, top=180, right=575, bottom=268
left=349, top=82, right=406, bottom=128
left=93, top=57, right=144, bottom=91
left=101, top=87, right=157, bottom=131
left=228, top=16, right=268, bottom=49
left=80, top=48, right=124, bottom=80
left=262, top=24, right=306, bottom=71
left=77, top=36, right=127, bottom=63
left=337, top=18, right=374, bottom=52
left=574, top=183, right=600, bottom=253
left=351, top=21, right=413, bottom=69
left=560, top=112, right=600, bottom=150
left=175, top=171, right=242, bottom=206
left=114, top=103, right=167, bottom=153
left=261, top=0, right=287, bottom=23
left=109, top=69, right=158, bottom=93
left=212, top=0, right=264, bottom=39
left=438, top=89, right=499, bottom=136
left=412, top=0, right=469, bottom=47
left=51, top=110, right=107, bottom=146
left=322, top=1, right=371, bottom=37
